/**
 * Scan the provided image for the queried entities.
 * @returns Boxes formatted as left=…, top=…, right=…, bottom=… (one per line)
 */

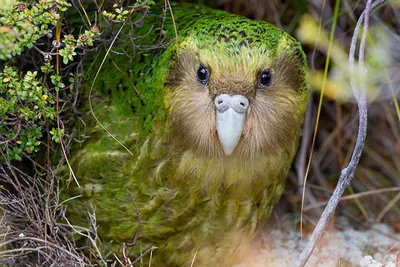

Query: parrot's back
left=65, top=3, right=308, bottom=266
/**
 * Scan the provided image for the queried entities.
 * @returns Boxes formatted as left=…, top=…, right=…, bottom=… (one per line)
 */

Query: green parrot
left=66, top=3, right=309, bottom=266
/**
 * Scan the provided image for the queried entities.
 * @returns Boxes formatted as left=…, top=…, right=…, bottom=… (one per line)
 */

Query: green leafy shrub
left=0, top=67, right=55, bottom=160
left=0, top=0, right=101, bottom=162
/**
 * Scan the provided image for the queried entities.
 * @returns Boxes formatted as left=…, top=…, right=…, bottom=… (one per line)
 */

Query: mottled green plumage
left=65, top=3, right=309, bottom=266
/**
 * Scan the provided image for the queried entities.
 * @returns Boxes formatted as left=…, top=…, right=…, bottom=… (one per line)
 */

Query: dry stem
left=295, top=0, right=386, bottom=265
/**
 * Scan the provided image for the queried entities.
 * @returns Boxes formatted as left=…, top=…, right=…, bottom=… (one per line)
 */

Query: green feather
left=63, top=3, right=309, bottom=266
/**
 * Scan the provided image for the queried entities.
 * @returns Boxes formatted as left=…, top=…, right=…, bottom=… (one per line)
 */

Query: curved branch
left=295, top=0, right=386, bottom=265
left=0, top=122, right=21, bottom=146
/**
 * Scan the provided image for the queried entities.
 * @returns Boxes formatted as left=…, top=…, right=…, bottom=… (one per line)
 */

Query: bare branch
left=295, top=0, right=386, bottom=265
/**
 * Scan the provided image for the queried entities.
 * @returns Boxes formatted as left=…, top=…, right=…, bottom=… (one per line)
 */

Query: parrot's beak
left=214, top=94, right=249, bottom=156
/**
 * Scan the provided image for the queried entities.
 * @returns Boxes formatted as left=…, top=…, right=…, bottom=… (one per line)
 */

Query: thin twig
left=111, top=59, right=141, bottom=96
left=165, top=0, right=178, bottom=44
left=376, top=191, right=400, bottom=222
left=190, top=251, right=198, bottom=267
left=295, top=0, right=387, bottom=265
left=76, top=0, right=92, bottom=27
left=304, top=186, right=400, bottom=211
left=130, top=246, right=157, bottom=265
left=0, top=237, right=85, bottom=264
left=0, top=121, right=21, bottom=145
left=299, top=0, right=341, bottom=239
left=54, top=14, right=80, bottom=188
left=88, top=17, right=135, bottom=157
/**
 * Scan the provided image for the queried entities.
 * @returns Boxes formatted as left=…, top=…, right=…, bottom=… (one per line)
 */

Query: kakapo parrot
left=66, top=3, right=309, bottom=266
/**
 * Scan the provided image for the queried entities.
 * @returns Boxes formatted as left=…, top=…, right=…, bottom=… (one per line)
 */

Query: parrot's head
left=164, top=15, right=309, bottom=158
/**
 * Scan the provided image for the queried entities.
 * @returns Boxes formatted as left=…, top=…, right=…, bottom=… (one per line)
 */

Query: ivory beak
left=214, top=94, right=249, bottom=156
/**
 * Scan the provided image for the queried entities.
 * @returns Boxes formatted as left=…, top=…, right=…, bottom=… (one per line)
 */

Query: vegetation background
left=0, top=0, right=399, bottom=265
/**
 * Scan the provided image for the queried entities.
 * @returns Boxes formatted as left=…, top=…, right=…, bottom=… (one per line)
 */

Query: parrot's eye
left=196, top=65, right=209, bottom=85
left=258, top=70, right=272, bottom=89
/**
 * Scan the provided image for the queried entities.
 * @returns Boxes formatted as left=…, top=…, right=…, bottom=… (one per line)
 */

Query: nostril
left=240, top=102, right=245, bottom=107
left=218, top=100, right=223, bottom=105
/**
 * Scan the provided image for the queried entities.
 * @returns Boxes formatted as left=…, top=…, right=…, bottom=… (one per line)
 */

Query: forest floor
left=235, top=216, right=399, bottom=267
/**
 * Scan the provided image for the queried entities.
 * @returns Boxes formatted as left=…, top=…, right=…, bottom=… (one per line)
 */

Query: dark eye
left=258, top=70, right=272, bottom=88
left=196, top=64, right=209, bottom=85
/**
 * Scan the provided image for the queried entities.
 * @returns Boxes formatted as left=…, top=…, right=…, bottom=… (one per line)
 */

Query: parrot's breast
left=68, top=123, right=296, bottom=266
left=120, top=144, right=292, bottom=266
